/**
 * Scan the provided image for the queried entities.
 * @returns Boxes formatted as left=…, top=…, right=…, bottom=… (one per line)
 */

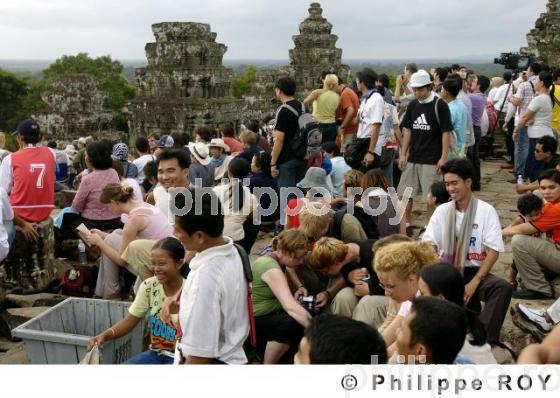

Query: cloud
left=0, top=0, right=549, bottom=60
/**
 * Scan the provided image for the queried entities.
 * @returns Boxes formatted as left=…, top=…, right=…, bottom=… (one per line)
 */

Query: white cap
left=409, top=69, right=432, bottom=88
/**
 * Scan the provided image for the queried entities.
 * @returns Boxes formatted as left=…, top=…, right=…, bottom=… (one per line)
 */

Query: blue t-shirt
left=329, top=156, right=351, bottom=198
left=448, top=99, right=468, bottom=158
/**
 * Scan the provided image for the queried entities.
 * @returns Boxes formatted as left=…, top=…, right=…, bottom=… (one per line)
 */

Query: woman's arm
left=502, top=222, right=538, bottom=237
left=87, top=313, right=141, bottom=351
left=71, top=176, right=89, bottom=213
left=513, top=109, right=535, bottom=135
left=262, top=268, right=311, bottom=328
left=303, top=91, right=318, bottom=108
left=382, top=314, right=404, bottom=348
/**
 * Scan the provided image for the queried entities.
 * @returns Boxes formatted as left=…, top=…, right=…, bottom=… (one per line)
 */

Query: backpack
left=331, top=202, right=379, bottom=240
left=59, top=264, right=98, bottom=297
left=280, top=103, right=322, bottom=160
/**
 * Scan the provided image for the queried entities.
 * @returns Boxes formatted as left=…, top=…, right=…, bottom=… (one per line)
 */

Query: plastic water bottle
left=516, top=174, right=524, bottom=185
left=78, top=241, right=87, bottom=264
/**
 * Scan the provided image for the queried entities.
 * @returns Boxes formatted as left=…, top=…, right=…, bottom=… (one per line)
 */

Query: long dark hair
left=420, top=262, right=487, bottom=346
left=227, top=157, right=250, bottom=212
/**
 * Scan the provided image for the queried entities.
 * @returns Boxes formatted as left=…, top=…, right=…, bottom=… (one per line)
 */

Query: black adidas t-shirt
left=401, top=97, right=453, bottom=165
left=274, top=99, right=302, bottom=165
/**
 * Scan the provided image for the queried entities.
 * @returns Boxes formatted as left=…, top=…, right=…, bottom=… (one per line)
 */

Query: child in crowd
left=87, top=237, right=185, bottom=364
left=507, top=193, right=545, bottom=289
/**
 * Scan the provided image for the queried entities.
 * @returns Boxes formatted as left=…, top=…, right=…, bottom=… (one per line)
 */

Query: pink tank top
left=122, top=204, right=173, bottom=240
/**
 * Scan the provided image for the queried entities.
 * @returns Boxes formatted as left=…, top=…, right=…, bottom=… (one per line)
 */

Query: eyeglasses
left=378, top=282, right=397, bottom=293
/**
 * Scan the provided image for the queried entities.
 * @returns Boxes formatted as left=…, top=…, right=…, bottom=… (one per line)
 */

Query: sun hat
left=157, top=135, right=175, bottom=148
left=297, top=167, right=331, bottom=191
left=208, top=138, right=230, bottom=152
left=409, top=69, right=433, bottom=88
left=188, top=141, right=211, bottom=166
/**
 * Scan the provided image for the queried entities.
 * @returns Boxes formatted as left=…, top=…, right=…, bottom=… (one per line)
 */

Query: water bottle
left=516, top=174, right=524, bottom=185
left=78, top=241, right=87, bottom=264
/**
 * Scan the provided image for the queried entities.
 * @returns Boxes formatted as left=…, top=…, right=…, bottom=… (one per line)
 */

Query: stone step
left=5, top=293, right=66, bottom=308
left=0, top=342, right=30, bottom=364
left=0, top=307, right=51, bottom=340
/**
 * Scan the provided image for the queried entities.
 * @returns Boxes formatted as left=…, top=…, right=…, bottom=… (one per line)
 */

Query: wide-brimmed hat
left=209, top=138, right=230, bottom=152
left=297, top=167, right=330, bottom=191
left=157, top=135, right=174, bottom=148
left=188, top=142, right=211, bottom=166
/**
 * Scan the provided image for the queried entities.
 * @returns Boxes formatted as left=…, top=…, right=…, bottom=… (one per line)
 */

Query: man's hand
left=160, top=296, right=179, bottom=324
left=354, top=281, right=369, bottom=298
left=87, top=334, right=105, bottom=352
left=20, top=220, right=39, bottom=242
left=436, top=157, right=447, bottom=174
left=464, top=277, right=481, bottom=304
left=348, top=268, right=369, bottom=285
left=363, top=152, right=375, bottom=167
left=398, top=155, right=407, bottom=171
left=271, top=166, right=279, bottom=178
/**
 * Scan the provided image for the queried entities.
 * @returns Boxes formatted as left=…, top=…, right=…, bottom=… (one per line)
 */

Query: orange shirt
left=531, top=200, right=560, bottom=244
left=336, top=86, right=359, bottom=134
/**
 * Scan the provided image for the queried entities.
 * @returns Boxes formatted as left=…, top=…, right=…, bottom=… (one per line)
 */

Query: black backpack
left=279, top=102, right=322, bottom=160
left=331, top=202, right=379, bottom=240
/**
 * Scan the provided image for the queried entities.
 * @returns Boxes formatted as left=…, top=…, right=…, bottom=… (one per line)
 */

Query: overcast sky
left=0, top=0, right=549, bottom=61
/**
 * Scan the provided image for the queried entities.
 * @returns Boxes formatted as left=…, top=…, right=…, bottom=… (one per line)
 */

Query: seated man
left=503, top=169, right=560, bottom=299
left=294, top=314, right=387, bottom=365
left=395, top=296, right=467, bottom=364
left=516, top=136, right=560, bottom=194
left=423, top=158, right=512, bottom=344
left=0, top=119, right=55, bottom=241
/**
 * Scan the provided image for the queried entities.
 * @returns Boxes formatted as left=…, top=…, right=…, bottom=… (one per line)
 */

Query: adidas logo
left=413, top=114, right=431, bottom=131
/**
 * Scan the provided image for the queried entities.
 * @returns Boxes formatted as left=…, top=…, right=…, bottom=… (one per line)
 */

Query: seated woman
left=419, top=262, right=496, bottom=364
left=249, top=151, right=279, bottom=228
left=358, top=170, right=406, bottom=237
left=85, top=183, right=173, bottom=299
left=252, top=229, right=311, bottom=363
left=373, top=240, right=439, bottom=357
left=209, top=138, right=232, bottom=182
left=55, top=142, right=122, bottom=242
left=213, top=157, right=259, bottom=254
left=87, top=237, right=185, bottom=364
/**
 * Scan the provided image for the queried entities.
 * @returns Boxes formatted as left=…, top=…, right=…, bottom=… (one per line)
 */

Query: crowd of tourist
left=1, top=60, right=560, bottom=366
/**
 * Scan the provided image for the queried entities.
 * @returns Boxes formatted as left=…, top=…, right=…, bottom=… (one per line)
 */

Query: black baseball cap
left=13, top=119, right=41, bottom=138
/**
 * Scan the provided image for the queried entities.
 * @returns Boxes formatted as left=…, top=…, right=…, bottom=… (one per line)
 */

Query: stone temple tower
left=523, top=0, right=560, bottom=67
left=127, top=22, right=242, bottom=138
left=289, top=3, right=350, bottom=97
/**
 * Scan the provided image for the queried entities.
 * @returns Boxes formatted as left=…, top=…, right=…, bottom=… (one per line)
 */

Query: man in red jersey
left=0, top=119, right=55, bottom=241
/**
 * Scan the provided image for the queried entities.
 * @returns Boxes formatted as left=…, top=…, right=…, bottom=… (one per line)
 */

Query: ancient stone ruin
left=126, top=22, right=243, bottom=139
left=523, top=0, right=560, bottom=67
left=289, top=2, right=350, bottom=97
left=34, top=73, right=121, bottom=142
left=241, top=2, right=350, bottom=122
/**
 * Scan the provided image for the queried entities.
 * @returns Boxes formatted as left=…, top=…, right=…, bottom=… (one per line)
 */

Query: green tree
left=232, top=65, right=257, bottom=98
left=0, top=68, right=29, bottom=133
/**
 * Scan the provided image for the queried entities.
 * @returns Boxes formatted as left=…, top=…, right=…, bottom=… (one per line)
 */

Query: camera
left=298, top=295, right=315, bottom=315
left=494, top=52, right=535, bottom=72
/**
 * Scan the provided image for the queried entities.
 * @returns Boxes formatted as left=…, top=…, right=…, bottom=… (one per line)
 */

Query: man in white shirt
left=354, top=68, right=384, bottom=171
left=132, top=136, right=155, bottom=187
left=0, top=187, right=14, bottom=262
left=422, top=158, right=512, bottom=344
left=173, top=188, right=249, bottom=364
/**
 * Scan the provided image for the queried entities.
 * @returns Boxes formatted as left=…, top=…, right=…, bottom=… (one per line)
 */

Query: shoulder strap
left=234, top=243, right=256, bottom=348
left=529, top=81, right=536, bottom=95
left=280, top=103, right=301, bottom=118
left=434, top=97, right=441, bottom=128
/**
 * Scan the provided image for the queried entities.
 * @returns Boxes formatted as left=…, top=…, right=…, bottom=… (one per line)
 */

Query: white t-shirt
left=213, top=184, right=257, bottom=241
left=0, top=187, right=13, bottom=262
left=174, top=237, right=249, bottom=364
left=357, top=91, right=385, bottom=155
left=492, top=83, right=512, bottom=112
left=422, top=199, right=504, bottom=268
left=397, top=290, right=420, bottom=317
left=132, top=154, right=155, bottom=184
left=527, top=94, right=554, bottom=139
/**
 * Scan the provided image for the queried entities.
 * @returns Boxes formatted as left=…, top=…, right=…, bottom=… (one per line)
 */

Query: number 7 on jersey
left=30, top=163, right=46, bottom=189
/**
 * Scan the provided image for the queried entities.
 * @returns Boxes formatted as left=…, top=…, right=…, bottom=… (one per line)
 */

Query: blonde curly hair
left=374, top=241, right=439, bottom=280
left=298, top=202, right=333, bottom=239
